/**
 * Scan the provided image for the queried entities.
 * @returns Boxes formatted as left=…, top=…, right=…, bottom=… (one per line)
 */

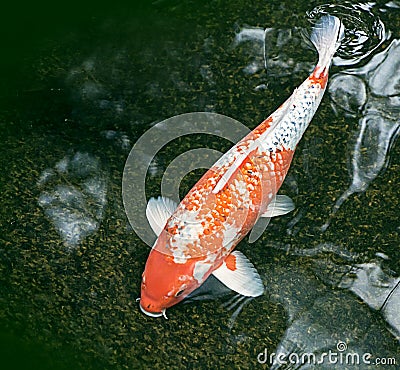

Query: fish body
left=139, top=15, right=344, bottom=318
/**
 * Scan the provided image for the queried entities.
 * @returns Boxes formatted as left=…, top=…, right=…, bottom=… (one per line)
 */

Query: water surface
left=1, top=1, right=399, bottom=368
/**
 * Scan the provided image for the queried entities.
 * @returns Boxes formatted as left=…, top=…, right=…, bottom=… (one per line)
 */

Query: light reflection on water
left=324, top=38, right=400, bottom=231
left=248, top=242, right=400, bottom=369
left=37, top=152, right=107, bottom=248
left=234, top=25, right=313, bottom=81
left=337, top=258, right=400, bottom=339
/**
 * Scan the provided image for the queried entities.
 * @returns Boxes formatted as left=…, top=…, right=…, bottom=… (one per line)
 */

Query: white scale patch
left=193, top=251, right=219, bottom=283
left=222, top=223, right=240, bottom=250
left=193, top=261, right=212, bottom=283
left=257, top=79, right=323, bottom=154
left=169, top=207, right=203, bottom=241
left=234, top=179, right=248, bottom=196
left=167, top=203, right=215, bottom=263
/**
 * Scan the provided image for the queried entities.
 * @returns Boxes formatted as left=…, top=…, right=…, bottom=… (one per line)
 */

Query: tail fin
left=311, top=15, right=344, bottom=73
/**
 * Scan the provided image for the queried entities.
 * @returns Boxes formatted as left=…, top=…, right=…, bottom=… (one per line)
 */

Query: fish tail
left=310, top=15, right=344, bottom=75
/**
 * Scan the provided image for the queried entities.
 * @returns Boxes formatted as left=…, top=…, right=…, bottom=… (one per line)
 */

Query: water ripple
left=308, top=2, right=388, bottom=66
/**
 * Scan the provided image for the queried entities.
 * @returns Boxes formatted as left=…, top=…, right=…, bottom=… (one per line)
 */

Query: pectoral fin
left=212, top=251, right=264, bottom=297
left=248, top=216, right=270, bottom=243
left=261, top=194, right=295, bottom=217
left=248, top=194, right=295, bottom=243
left=146, top=196, right=178, bottom=236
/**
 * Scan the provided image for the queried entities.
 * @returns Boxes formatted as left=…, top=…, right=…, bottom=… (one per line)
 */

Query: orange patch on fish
left=225, top=254, right=237, bottom=271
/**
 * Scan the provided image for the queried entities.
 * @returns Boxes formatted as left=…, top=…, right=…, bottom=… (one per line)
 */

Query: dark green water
left=1, top=1, right=399, bottom=369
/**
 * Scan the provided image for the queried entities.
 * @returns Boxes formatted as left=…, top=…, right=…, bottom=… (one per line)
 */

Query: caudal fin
left=311, top=15, right=344, bottom=72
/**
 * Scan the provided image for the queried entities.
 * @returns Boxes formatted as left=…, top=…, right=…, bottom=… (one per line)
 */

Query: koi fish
left=139, top=15, right=344, bottom=318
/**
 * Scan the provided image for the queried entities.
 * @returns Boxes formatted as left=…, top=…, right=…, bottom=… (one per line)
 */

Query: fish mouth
left=138, top=302, right=168, bottom=319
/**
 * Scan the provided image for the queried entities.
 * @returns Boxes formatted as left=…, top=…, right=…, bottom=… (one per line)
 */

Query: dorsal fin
left=212, top=142, right=258, bottom=194
left=248, top=194, right=295, bottom=243
left=212, top=95, right=295, bottom=194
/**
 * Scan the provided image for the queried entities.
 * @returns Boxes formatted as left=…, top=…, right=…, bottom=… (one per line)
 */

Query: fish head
left=139, top=248, right=212, bottom=318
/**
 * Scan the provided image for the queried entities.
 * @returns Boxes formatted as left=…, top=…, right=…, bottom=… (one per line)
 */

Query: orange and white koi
left=139, top=15, right=344, bottom=318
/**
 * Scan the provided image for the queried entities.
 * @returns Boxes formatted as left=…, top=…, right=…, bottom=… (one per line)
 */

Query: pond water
left=1, top=1, right=399, bottom=369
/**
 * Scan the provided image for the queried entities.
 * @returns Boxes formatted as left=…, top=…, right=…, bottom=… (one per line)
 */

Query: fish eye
left=175, top=289, right=185, bottom=297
